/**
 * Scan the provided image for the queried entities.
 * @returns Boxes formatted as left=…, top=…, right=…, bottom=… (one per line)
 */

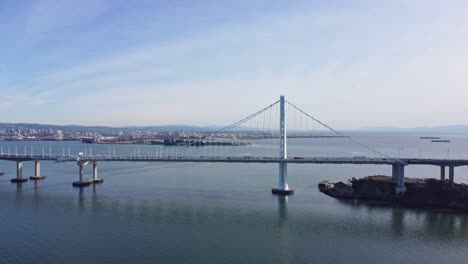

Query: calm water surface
left=1, top=132, right=468, bottom=264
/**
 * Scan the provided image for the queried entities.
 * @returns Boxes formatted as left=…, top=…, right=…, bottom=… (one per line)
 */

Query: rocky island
left=319, top=176, right=468, bottom=211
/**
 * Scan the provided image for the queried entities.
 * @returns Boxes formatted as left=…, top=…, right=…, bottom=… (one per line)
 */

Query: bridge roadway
left=2, top=154, right=468, bottom=167
left=2, top=153, right=467, bottom=190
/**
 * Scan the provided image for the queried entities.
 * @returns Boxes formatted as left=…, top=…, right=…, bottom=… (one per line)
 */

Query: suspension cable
left=204, top=100, right=280, bottom=136
left=286, top=100, right=405, bottom=165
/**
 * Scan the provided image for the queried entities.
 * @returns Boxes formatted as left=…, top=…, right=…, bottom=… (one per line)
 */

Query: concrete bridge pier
left=73, top=161, right=103, bottom=187
left=11, top=160, right=28, bottom=183
left=449, top=166, right=455, bottom=184
left=73, top=161, right=91, bottom=187
left=440, top=166, right=446, bottom=181
left=272, top=162, right=294, bottom=195
left=391, top=165, right=399, bottom=180
left=392, top=164, right=406, bottom=194
left=30, top=160, right=46, bottom=180
left=92, top=161, right=103, bottom=184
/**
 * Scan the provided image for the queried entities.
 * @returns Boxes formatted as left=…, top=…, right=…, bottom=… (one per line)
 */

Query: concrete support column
left=92, top=161, right=103, bottom=184
left=273, top=163, right=292, bottom=195
left=449, top=166, right=455, bottom=184
left=79, top=163, right=84, bottom=182
left=11, top=160, right=27, bottom=183
left=392, top=165, right=399, bottom=180
left=30, top=160, right=46, bottom=180
left=35, top=160, right=40, bottom=177
left=17, top=161, right=22, bottom=179
left=73, top=160, right=100, bottom=187
left=93, top=162, right=97, bottom=181
left=395, top=164, right=406, bottom=194
left=440, top=166, right=446, bottom=181
left=278, top=162, right=288, bottom=190
left=72, top=161, right=90, bottom=187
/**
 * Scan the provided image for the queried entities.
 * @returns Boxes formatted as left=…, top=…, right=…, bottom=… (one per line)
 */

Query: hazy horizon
left=2, top=1, right=468, bottom=129
left=5, top=121, right=468, bottom=133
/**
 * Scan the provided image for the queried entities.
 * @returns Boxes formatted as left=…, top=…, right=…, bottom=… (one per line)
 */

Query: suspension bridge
left=0, top=96, right=466, bottom=194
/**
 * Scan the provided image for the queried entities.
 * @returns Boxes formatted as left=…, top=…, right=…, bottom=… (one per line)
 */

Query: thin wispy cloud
left=1, top=0, right=468, bottom=127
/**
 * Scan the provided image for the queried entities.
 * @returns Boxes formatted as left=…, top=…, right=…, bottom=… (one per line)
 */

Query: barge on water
left=432, top=139, right=450, bottom=143
left=420, top=136, right=440, bottom=139
left=319, top=176, right=468, bottom=211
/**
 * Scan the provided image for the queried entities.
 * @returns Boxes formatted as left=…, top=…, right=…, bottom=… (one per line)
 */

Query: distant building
left=55, top=130, right=64, bottom=140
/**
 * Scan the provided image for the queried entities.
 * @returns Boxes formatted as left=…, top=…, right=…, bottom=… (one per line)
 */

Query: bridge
left=0, top=95, right=465, bottom=194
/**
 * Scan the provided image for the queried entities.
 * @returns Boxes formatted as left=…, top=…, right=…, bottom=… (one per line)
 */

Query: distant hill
left=3, top=122, right=468, bottom=133
left=412, top=125, right=468, bottom=132
left=359, top=126, right=407, bottom=132
left=0, top=123, right=252, bottom=132
left=362, top=124, right=468, bottom=133
left=0, top=123, right=206, bottom=132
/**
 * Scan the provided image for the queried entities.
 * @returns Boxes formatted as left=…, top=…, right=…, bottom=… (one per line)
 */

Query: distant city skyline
left=2, top=1, right=468, bottom=129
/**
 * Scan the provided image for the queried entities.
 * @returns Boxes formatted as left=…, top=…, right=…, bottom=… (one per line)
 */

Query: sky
left=1, top=0, right=468, bottom=129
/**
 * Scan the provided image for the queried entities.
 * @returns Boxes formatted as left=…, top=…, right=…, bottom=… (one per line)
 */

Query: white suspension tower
left=272, top=95, right=294, bottom=195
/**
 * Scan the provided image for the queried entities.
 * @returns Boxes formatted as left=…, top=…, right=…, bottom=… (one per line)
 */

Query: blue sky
left=1, top=0, right=468, bottom=128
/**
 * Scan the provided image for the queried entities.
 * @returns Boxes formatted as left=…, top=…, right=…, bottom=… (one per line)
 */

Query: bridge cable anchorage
left=285, top=100, right=406, bottom=166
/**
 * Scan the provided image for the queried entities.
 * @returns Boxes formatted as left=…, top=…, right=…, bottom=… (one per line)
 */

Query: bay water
left=1, top=132, right=468, bottom=263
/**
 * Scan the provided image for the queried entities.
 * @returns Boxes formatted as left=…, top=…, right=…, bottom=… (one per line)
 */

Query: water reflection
left=65, top=188, right=294, bottom=232
left=78, top=187, right=85, bottom=209
left=91, top=184, right=98, bottom=208
left=75, top=184, right=99, bottom=211
left=278, top=195, right=288, bottom=222
left=15, top=182, right=24, bottom=202
left=34, top=180, right=40, bottom=208
left=336, top=198, right=468, bottom=240
left=391, top=207, right=405, bottom=237
left=277, top=196, right=290, bottom=264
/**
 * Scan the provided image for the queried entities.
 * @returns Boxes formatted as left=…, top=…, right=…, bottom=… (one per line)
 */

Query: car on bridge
left=352, top=156, right=366, bottom=159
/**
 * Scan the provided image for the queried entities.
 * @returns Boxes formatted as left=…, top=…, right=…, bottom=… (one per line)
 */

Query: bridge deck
left=1, top=154, right=468, bottom=166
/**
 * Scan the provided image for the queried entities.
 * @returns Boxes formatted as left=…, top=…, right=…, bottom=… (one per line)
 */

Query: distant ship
left=432, top=139, right=450, bottom=143
left=420, top=136, right=440, bottom=139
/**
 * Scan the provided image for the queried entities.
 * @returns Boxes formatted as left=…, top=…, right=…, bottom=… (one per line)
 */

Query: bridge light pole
left=273, top=95, right=294, bottom=195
